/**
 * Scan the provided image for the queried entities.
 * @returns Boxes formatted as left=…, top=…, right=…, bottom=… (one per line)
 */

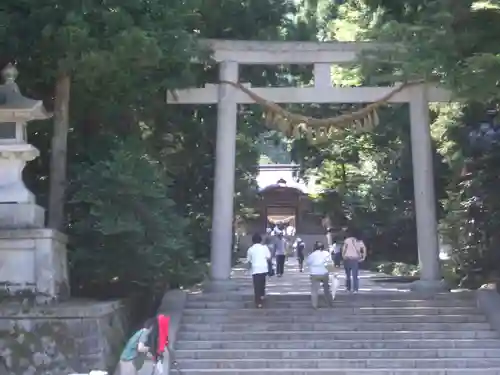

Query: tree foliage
left=67, top=137, right=196, bottom=297
left=1, top=0, right=313, bottom=300
left=5, top=0, right=500, bottom=297
left=359, top=0, right=500, bottom=286
left=291, top=0, right=500, bottom=286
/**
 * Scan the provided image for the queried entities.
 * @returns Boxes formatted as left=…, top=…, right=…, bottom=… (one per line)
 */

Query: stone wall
left=0, top=299, right=129, bottom=375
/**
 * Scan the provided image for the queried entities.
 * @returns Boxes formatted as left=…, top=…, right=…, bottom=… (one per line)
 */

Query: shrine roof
left=259, top=183, right=307, bottom=195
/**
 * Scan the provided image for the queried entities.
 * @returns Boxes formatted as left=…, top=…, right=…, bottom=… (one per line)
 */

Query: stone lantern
left=0, top=63, right=69, bottom=300
left=0, top=63, right=48, bottom=227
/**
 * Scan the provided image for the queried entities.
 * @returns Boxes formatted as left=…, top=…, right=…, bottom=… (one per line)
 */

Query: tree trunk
left=341, top=162, right=347, bottom=189
left=48, top=73, right=71, bottom=230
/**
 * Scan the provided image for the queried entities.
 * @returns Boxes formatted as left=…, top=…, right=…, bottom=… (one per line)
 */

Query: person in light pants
left=306, top=241, right=334, bottom=309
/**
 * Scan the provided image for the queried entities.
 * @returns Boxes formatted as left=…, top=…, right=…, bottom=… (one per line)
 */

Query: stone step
left=184, top=300, right=475, bottom=309
left=181, top=314, right=486, bottom=324
left=186, top=292, right=473, bottom=302
left=175, top=339, right=500, bottom=350
left=177, top=358, right=500, bottom=370
left=227, top=285, right=411, bottom=292
left=180, top=322, right=491, bottom=332
left=176, top=265, right=500, bottom=375
left=174, top=369, right=500, bottom=375
left=182, top=306, right=480, bottom=316
left=177, top=330, right=499, bottom=341
left=226, top=280, right=429, bottom=288
left=174, top=348, right=500, bottom=360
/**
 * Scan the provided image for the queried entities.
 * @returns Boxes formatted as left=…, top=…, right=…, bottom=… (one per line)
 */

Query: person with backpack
left=342, top=231, right=367, bottom=293
left=148, top=314, right=171, bottom=373
left=306, top=241, right=335, bottom=309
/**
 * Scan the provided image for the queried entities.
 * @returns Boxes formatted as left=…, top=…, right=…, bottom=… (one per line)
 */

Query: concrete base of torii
left=410, top=279, right=450, bottom=294
left=204, top=279, right=241, bottom=293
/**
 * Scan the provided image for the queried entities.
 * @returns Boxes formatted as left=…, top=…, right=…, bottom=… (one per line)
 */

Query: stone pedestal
left=0, top=203, right=45, bottom=228
left=0, top=229, right=69, bottom=300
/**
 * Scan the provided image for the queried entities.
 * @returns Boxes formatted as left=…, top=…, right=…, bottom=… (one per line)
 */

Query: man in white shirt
left=306, top=241, right=334, bottom=309
left=247, top=233, right=271, bottom=308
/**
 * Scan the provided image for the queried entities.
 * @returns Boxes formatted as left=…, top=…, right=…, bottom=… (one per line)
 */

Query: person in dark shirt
left=294, top=237, right=306, bottom=272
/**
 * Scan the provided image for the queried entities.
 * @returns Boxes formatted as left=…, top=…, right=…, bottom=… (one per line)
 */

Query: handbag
left=151, top=360, right=164, bottom=375
left=329, top=274, right=339, bottom=301
left=152, top=346, right=181, bottom=375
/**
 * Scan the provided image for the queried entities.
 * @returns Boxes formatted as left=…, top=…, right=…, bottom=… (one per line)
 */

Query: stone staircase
left=174, top=260, right=500, bottom=374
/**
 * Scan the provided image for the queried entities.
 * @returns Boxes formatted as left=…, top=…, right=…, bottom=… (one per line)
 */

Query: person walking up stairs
left=274, top=232, right=287, bottom=277
left=306, top=241, right=334, bottom=309
left=246, top=233, right=271, bottom=308
left=342, top=231, right=367, bottom=293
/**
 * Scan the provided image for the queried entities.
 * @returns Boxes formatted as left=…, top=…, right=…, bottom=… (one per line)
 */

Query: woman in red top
left=141, top=314, right=172, bottom=374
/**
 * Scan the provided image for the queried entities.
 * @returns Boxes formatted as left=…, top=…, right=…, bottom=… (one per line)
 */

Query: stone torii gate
left=167, top=39, right=451, bottom=291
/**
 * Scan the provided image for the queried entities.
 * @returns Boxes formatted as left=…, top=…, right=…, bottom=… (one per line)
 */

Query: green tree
left=1, top=0, right=320, bottom=299
left=285, top=0, right=455, bottom=266
left=305, top=0, right=500, bottom=284
left=68, top=137, right=197, bottom=296
left=1, top=0, right=201, bottom=229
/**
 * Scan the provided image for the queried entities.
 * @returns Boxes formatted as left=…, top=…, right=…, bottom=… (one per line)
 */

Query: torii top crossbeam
left=198, top=38, right=388, bottom=64
left=168, top=39, right=450, bottom=105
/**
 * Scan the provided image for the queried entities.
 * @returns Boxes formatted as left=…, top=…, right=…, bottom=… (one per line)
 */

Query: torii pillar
left=409, top=85, right=446, bottom=292
left=208, top=60, right=239, bottom=289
